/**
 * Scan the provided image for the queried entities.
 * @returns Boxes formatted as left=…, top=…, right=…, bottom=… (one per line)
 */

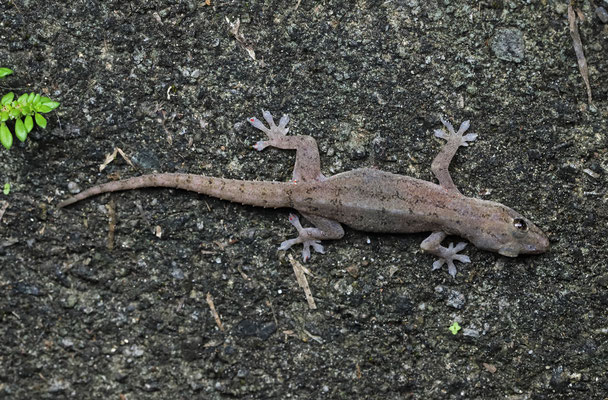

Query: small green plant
left=448, top=321, right=461, bottom=335
left=0, top=68, right=60, bottom=150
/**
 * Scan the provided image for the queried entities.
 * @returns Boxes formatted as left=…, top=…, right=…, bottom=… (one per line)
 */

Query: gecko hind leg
left=248, top=110, right=324, bottom=182
left=278, top=213, right=344, bottom=262
left=420, top=231, right=470, bottom=278
left=431, top=117, right=478, bottom=193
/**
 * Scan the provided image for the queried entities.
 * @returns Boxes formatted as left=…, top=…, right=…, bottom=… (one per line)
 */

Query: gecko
left=58, top=110, right=549, bottom=276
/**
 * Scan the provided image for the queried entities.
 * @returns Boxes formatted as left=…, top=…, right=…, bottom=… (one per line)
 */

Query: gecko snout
left=526, top=232, right=550, bottom=254
left=516, top=223, right=550, bottom=255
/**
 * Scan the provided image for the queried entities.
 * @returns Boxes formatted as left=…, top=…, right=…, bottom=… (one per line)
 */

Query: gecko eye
left=513, top=218, right=528, bottom=231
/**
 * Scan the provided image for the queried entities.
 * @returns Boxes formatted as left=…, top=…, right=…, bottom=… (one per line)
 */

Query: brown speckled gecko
left=59, top=111, right=549, bottom=276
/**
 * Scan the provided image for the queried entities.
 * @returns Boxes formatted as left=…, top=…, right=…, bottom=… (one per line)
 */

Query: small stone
left=446, top=289, right=466, bottom=309
left=462, top=328, right=480, bottom=338
left=67, top=181, right=81, bottom=194
left=596, top=7, right=608, bottom=23
left=171, top=268, right=185, bottom=279
left=491, top=28, right=525, bottom=63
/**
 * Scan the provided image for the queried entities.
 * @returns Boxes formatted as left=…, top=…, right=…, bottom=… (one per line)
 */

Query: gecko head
left=467, top=202, right=549, bottom=257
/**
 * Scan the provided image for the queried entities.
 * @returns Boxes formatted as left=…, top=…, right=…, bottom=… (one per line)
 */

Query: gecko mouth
left=498, top=246, right=519, bottom=257
left=523, top=242, right=549, bottom=254
left=499, top=238, right=549, bottom=257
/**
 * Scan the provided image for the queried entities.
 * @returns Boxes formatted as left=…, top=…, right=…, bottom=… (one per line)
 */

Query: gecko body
left=59, top=111, right=549, bottom=276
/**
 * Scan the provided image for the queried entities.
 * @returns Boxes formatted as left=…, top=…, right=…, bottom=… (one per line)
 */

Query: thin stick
left=288, top=254, right=317, bottom=310
left=206, top=292, right=225, bottom=331
left=568, top=5, right=592, bottom=104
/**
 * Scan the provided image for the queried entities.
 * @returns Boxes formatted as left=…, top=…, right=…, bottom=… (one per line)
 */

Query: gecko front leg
left=249, top=111, right=343, bottom=261
left=421, top=232, right=470, bottom=278
left=422, top=117, right=477, bottom=276
left=431, top=117, right=478, bottom=193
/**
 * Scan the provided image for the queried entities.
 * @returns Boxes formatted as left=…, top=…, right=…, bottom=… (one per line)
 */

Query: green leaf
left=0, top=111, right=8, bottom=122
left=42, top=105, right=59, bottom=113
left=0, top=122, right=13, bottom=149
left=0, top=68, right=13, bottom=79
left=17, top=93, right=28, bottom=105
left=42, top=101, right=60, bottom=111
left=3, top=182, right=9, bottom=195
left=9, top=108, right=21, bottom=119
left=33, top=99, right=60, bottom=113
left=32, top=93, right=41, bottom=105
left=1, top=92, right=14, bottom=105
left=24, top=115, right=33, bottom=132
left=35, top=104, right=55, bottom=113
left=27, top=92, right=36, bottom=103
left=15, top=118, right=27, bottom=142
left=35, top=113, right=47, bottom=128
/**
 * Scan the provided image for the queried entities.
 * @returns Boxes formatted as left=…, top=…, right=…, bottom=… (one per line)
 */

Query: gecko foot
left=248, top=110, right=290, bottom=151
left=434, top=117, right=478, bottom=147
left=431, top=242, right=471, bottom=278
left=278, top=213, right=325, bottom=262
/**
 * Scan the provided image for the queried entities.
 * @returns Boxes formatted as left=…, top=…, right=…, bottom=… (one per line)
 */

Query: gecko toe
left=310, top=241, right=325, bottom=254
left=457, top=120, right=470, bottom=134
left=432, top=259, right=445, bottom=271
left=253, top=140, right=269, bottom=151
left=301, top=245, right=311, bottom=262
left=448, top=262, right=458, bottom=278
left=262, top=109, right=275, bottom=126
left=439, top=116, right=456, bottom=134
left=462, top=133, right=478, bottom=143
left=279, top=238, right=299, bottom=251
left=434, top=129, right=449, bottom=140
left=453, top=242, right=467, bottom=252
left=453, top=254, right=470, bottom=264
left=278, top=114, right=290, bottom=129
left=248, top=117, right=270, bottom=133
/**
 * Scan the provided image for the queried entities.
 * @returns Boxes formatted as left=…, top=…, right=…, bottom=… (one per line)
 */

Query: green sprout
left=3, top=183, right=9, bottom=195
left=0, top=68, right=60, bottom=150
left=448, top=322, right=461, bottom=335
left=0, top=68, right=12, bottom=79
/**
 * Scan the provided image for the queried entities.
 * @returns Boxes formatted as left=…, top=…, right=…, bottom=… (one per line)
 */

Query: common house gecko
left=58, top=111, right=549, bottom=276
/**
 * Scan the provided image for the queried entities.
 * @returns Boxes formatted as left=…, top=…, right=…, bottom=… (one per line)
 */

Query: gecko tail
left=57, top=173, right=294, bottom=209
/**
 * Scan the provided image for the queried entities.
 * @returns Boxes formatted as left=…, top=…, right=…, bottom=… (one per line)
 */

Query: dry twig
left=0, top=201, right=8, bottom=223
left=288, top=254, right=317, bottom=309
left=568, top=5, right=592, bottom=103
left=206, top=292, right=225, bottom=331
left=226, top=17, right=256, bottom=61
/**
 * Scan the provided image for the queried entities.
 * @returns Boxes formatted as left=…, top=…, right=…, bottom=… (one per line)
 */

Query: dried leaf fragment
left=568, top=5, right=592, bottom=104
left=288, top=254, right=316, bottom=309
left=99, top=147, right=134, bottom=172
left=483, top=362, right=497, bottom=374
left=206, top=292, right=225, bottom=331
left=226, top=17, right=256, bottom=60
left=0, top=201, right=8, bottom=223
